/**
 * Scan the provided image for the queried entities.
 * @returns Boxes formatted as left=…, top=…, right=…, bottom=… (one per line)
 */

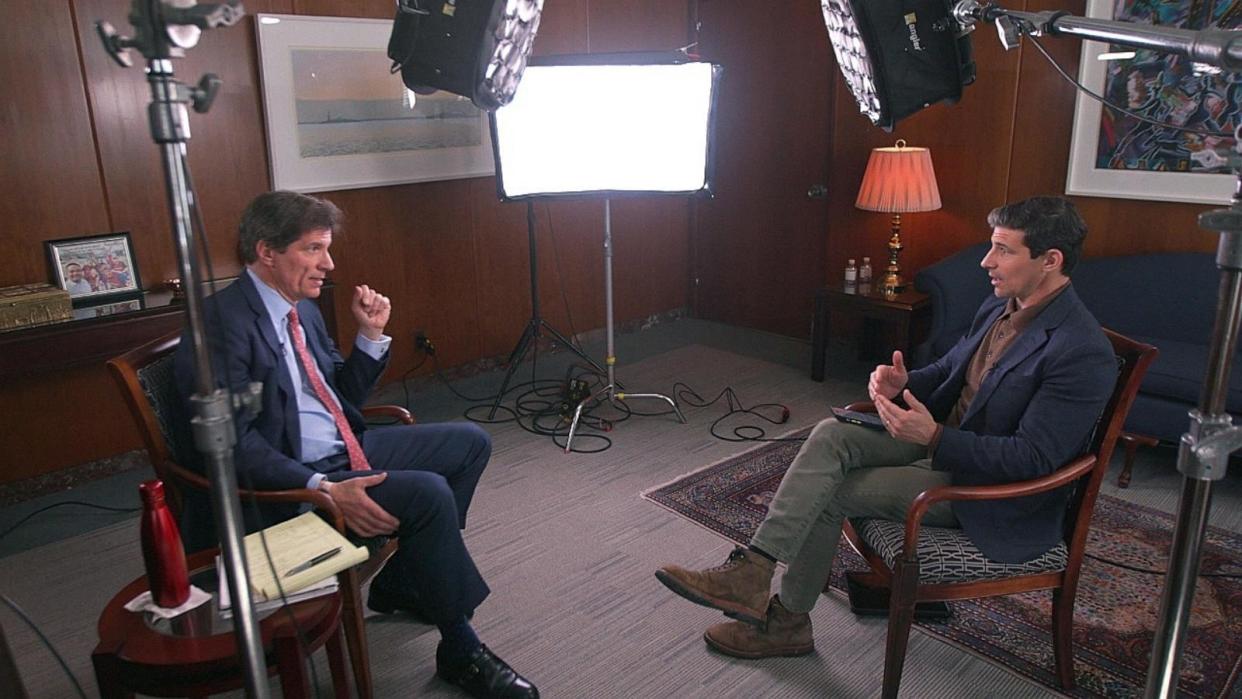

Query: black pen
left=284, top=547, right=342, bottom=577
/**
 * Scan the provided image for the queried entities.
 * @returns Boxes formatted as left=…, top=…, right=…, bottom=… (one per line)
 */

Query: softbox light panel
left=490, top=55, right=722, bottom=200
left=821, top=0, right=975, bottom=130
left=388, top=0, right=543, bottom=111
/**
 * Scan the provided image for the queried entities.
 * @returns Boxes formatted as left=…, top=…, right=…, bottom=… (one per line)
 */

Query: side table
left=811, top=286, right=931, bottom=381
left=92, top=549, right=349, bottom=698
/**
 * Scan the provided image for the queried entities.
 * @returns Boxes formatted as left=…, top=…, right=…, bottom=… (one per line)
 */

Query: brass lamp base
left=884, top=213, right=906, bottom=293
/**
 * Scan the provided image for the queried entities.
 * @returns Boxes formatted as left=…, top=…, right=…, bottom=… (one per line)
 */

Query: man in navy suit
left=655, top=196, right=1116, bottom=659
left=174, top=190, right=537, bottom=699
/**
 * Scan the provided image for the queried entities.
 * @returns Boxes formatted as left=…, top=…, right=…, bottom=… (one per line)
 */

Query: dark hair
left=986, top=196, right=1087, bottom=274
left=237, top=190, right=344, bottom=264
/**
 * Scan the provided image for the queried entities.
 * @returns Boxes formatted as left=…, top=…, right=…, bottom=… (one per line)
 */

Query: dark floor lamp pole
left=488, top=201, right=609, bottom=419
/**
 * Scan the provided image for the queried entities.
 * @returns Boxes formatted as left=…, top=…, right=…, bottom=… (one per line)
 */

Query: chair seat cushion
left=852, top=518, right=1069, bottom=584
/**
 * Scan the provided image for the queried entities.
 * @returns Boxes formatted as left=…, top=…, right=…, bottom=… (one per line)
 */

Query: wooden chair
left=837, top=329, right=1157, bottom=698
left=109, top=331, right=405, bottom=699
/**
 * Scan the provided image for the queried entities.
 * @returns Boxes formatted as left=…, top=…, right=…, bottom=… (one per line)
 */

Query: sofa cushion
left=1074, top=253, right=1219, bottom=346
left=1131, top=335, right=1242, bottom=412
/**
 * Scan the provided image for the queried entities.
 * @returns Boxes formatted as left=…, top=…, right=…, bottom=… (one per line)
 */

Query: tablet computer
left=831, top=406, right=886, bottom=430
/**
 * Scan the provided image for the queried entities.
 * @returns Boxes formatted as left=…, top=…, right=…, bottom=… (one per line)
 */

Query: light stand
left=943, top=5, right=1242, bottom=696
left=488, top=57, right=720, bottom=451
left=564, top=200, right=686, bottom=452
left=96, top=2, right=268, bottom=696
left=488, top=201, right=610, bottom=419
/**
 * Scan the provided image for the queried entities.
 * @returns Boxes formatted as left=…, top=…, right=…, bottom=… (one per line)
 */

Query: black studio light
left=820, top=0, right=976, bottom=130
left=388, top=0, right=544, bottom=111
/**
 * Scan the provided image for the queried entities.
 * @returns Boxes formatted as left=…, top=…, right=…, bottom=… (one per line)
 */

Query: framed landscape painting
left=256, top=14, right=494, bottom=193
left=1066, top=0, right=1241, bottom=204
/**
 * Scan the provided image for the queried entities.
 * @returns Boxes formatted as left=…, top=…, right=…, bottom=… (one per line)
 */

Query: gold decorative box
left=0, top=283, right=73, bottom=331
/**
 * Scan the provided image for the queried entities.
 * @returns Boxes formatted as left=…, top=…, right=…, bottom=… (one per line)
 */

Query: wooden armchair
left=837, top=329, right=1157, bottom=698
left=108, top=332, right=406, bottom=699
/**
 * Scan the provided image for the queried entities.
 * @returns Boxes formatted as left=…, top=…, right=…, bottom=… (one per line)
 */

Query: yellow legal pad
left=240, top=511, right=369, bottom=601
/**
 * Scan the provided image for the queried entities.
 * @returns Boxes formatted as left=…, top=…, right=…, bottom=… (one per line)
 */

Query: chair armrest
left=362, top=405, right=415, bottom=425
left=165, top=459, right=349, bottom=533
left=898, top=454, right=1097, bottom=560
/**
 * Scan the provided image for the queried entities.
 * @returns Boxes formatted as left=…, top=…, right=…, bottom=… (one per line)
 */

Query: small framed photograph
left=45, top=232, right=143, bottom=305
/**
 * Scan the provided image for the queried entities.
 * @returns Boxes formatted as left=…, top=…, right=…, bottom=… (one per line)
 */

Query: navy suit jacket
left=173, top=273, right=387, bottom=546
left=905, top=284, right=1115, bottom=563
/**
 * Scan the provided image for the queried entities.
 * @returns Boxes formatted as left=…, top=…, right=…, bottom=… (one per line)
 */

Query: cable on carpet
left=0, top=591, right=86, bottom=698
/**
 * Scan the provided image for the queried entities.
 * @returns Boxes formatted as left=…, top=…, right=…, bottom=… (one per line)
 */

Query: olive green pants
left=750, top=418, right=960, bottom=613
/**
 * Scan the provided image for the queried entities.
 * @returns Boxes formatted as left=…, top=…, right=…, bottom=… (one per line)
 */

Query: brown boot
left=703, top=595, right=814, bottom=659
left=655, top=546, right=775, bottom=626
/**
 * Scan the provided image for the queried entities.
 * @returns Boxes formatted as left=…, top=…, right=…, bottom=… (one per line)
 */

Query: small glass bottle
left=859, top=257, right=873, bottom=284
left=139, top=480, right=190, bottom=608
left=844, top=258, right=858, bottom=292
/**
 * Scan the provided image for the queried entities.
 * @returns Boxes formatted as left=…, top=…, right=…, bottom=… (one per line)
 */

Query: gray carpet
left=1, top=319, right=1238, bottom=698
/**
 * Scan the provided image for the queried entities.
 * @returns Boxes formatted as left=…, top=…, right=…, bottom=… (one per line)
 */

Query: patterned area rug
left=642, top=433, right=1242, bottom=698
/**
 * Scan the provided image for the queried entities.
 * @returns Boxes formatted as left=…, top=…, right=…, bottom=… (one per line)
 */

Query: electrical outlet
left=415, top=331, right=435, bottom=356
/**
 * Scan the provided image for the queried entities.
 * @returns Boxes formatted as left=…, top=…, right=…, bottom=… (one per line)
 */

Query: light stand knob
left=96, top=21, right=134, bottom=67
left=191, top=73, right=222, bottom=113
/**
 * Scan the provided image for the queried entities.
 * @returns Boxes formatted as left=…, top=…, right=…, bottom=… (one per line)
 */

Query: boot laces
left=705, top=546, right=749, bottom=573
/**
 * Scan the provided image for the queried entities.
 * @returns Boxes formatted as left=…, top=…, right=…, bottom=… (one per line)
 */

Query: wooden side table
left=811, top=285, right=931, bottom=381
left=92, top=549, right=349, bottom=698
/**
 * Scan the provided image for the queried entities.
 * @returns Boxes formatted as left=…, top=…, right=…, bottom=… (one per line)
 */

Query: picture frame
left=256, top=13, right=495, bottom=193
left=45, top=232, right=143, bottom=305
left=1066, top=0, right=1239, bottom=205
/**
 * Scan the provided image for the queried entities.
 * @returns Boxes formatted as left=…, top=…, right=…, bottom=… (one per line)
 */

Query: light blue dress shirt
left=246, top=269, right=391, bottom=489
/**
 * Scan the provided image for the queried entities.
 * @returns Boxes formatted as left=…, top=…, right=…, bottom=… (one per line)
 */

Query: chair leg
left=881, top=559, right=920, bottom=699
left=339, top=569, right=375, bottom=699
left=326, top=624, right=351, bottom=699
left=1116, top=432, right=1157, bottom=488
left=1051, top=587, right=1077, bottom=690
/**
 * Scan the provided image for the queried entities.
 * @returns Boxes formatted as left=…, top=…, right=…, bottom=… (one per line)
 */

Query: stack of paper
left=215, top=511, right=369, bottom=614
left=215, top=555, right=338, bottom=617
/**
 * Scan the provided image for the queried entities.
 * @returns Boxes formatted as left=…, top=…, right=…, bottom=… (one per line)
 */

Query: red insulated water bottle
left=139, top=479, right=190, bottom=608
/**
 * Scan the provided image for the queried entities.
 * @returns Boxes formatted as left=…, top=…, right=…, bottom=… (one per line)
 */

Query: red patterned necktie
left=287, top=306, right=371, bottom=471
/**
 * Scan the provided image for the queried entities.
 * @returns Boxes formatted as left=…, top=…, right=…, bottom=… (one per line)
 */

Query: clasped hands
left=867, top=351, right=938, bottom=445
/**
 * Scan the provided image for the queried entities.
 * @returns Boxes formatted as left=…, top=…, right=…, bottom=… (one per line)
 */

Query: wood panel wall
left=0, top=0, right=1221, bottom=483
left=0, top=0, right=693, bottom=482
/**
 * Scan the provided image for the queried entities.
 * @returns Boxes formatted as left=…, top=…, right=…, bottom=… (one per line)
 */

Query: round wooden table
left=91, top=549, right=348, bottom=698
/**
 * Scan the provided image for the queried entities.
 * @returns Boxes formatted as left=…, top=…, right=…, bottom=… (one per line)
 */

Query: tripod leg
left=489, top=321, right=539, bottom=420
left=539, top=320, right=612, bottom=379
left=616, top=393, right=687, bottom=423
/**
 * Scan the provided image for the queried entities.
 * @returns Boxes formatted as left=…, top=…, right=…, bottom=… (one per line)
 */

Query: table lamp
left=854, top=139, right=941, bottom=293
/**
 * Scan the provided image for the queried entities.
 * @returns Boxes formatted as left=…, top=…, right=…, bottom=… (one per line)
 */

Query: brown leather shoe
left=655, top=546, right=775, bottom=626
left=703, top=595, right=814, bottom=659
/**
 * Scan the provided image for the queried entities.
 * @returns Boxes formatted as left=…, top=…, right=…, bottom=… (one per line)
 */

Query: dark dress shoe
left=436, top=643, right=539, bottom=699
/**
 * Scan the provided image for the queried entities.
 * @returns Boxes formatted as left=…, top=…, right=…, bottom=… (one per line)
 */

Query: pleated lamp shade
left=855, top=141, right=941, bottom=213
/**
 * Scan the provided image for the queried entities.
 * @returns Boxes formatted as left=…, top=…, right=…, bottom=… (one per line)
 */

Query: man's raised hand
left=868, top=350, right=908, bottom=402
left=352, top=284, right=391, bottom=341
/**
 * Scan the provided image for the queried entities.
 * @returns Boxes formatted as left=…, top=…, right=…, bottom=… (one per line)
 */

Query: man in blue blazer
left=656, top=196, right=1116, bottom=659
left=174, top=191, right=537, bottom=699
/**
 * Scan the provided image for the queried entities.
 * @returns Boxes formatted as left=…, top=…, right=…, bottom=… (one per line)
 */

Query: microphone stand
left=96, top=2, right=269, bottom=696
left=951, top=4, right=1242, bottom=696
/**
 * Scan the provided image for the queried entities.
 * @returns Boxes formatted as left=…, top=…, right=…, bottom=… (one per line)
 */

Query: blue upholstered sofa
left=913, top=243, right=1241, bottom=481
